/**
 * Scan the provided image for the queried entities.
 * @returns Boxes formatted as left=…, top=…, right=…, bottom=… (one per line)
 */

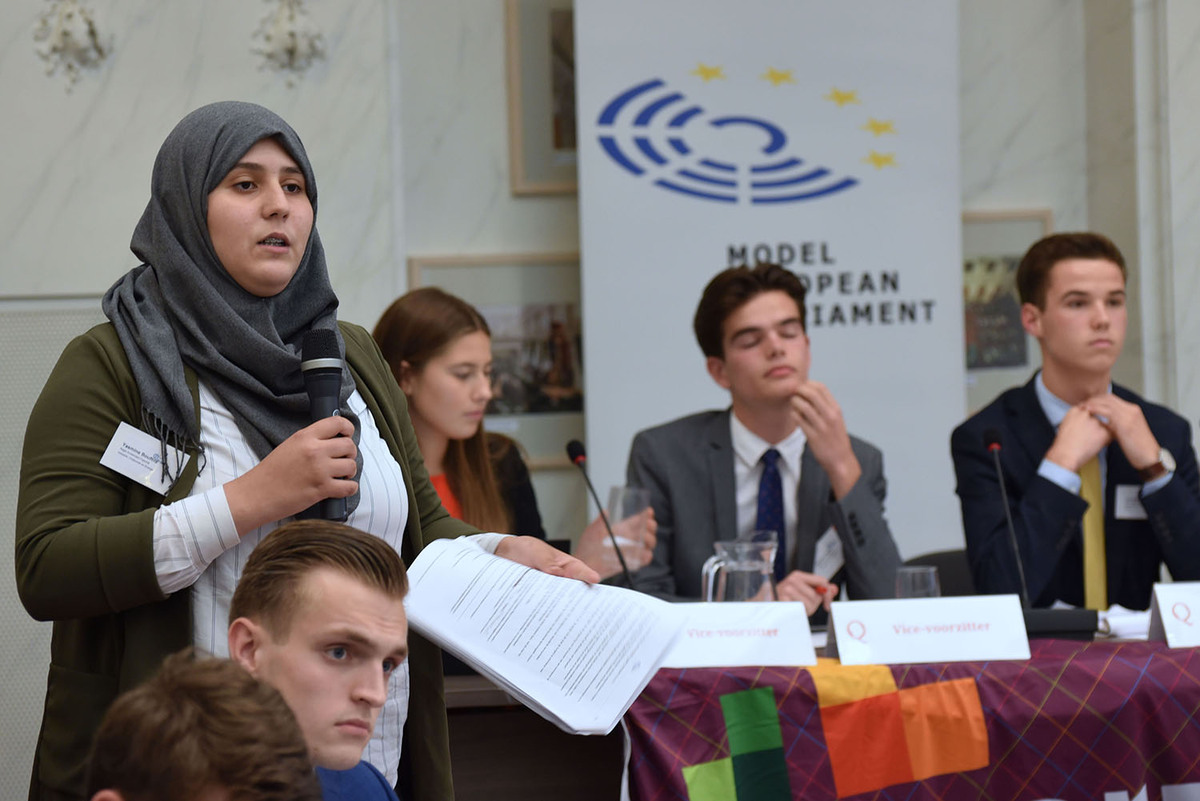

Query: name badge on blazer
left=1114, top=484, right=1148, bottom=520
left=100, top=421, right=189, bottom=495
left=813, top=526, right=844, bottom=579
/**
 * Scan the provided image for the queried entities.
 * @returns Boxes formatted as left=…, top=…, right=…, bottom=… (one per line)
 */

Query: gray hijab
left=102, top=101, right=360, bottom=511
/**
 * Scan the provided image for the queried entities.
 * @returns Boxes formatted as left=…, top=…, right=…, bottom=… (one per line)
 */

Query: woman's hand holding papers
left=495, top=535, right=601, bottom=584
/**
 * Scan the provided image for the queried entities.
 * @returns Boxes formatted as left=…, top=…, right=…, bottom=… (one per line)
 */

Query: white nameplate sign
left=827, top=595, right=1030, bottom=665
left=660, top=602, right=816, bottom=668
left=1147, top=582, right=1200, bottom=648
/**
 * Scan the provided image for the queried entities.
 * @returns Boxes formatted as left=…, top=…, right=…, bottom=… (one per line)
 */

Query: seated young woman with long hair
left=373, top=287, right=654, bottom=579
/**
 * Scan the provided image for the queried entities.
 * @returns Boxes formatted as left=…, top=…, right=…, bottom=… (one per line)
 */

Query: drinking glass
left=605, top=485, right=652, bottom=570
left=895, top=565, right=941, bottom=598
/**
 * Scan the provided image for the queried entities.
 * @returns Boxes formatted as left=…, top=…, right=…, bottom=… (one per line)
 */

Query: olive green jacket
left=16, top=321, right=473, bottom=801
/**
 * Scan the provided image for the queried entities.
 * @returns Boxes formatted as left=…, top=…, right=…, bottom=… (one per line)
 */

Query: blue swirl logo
left=595, top=77, right=861, bottom=204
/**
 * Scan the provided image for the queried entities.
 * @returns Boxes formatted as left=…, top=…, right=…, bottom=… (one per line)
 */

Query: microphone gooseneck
left=565, top=439, right=635, bottom=587
left=982, top=427, right=1029, bottom=607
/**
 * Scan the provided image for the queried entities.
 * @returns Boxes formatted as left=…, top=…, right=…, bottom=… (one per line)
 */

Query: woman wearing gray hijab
left=15, top=101, right=595, bottom=801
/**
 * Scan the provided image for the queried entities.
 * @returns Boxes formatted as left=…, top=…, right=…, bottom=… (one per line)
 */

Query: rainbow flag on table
left=682, top=662, right=988, bottom=800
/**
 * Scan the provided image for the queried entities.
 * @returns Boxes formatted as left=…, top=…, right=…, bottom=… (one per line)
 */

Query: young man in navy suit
left=952, top=232, right=1200, bottom=610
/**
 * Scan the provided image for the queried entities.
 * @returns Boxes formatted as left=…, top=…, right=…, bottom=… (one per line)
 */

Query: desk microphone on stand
left=983, top=428, right=1096, bottom=639
left=983, top=427, right=1029, bottom=608
left=566, top=440, right=634, bottom=587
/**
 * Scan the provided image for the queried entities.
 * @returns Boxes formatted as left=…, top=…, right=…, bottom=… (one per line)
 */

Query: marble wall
left=960, top=0, right=1088, bottom=224
left=0, top=0, right=404, bottom=329
left=959, top=0, right=1089, bottom=407
left=1084, top=0, right=1146, bottom=395
left=398, top=0, right=580, bottom=259
left=1165, top=1, right=1200, bottom=423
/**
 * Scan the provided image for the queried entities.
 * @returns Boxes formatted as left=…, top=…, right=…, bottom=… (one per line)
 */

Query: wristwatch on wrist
left=1138, top=447, right=1176, bottom=482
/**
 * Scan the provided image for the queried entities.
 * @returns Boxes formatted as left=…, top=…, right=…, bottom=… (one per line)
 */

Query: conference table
left=623, top=639, right=1200, bottom=801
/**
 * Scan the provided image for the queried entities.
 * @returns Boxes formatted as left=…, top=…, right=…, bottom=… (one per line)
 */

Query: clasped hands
left=1045, top=393, right=1161, bottom=476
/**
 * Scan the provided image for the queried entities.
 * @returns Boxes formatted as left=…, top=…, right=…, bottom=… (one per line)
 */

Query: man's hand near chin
left=495, top=535, right=601, bottom=584
left=790, top=381, right=862, bottom=498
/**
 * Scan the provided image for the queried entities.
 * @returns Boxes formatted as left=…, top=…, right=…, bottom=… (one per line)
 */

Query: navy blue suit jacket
left=951, top=377, right=1200, bottom=610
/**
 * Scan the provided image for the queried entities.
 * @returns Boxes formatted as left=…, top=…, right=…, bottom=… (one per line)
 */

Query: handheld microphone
left=566, top=440, right=635, bottom=587
left=302, top=329, right=347, bottom=521
left=983, top=427, right=1029, bottom=607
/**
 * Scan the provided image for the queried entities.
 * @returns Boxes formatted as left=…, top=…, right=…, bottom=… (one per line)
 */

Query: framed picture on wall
left=505, top=0, right=577, bottom=195
left=962, top=209, right=1053, bottom=412
left=408, top=253, right=582, bottom=468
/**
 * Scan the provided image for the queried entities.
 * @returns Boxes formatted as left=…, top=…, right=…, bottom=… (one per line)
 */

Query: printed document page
left=405, top=536, right=683, bottom=734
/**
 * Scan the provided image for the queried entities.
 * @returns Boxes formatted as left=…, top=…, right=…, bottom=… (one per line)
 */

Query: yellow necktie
left=1079, top=456, right=1106, bottom=610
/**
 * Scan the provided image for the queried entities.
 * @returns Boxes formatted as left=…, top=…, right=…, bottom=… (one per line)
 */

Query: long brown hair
left=373, top=287, right=513, bottom=532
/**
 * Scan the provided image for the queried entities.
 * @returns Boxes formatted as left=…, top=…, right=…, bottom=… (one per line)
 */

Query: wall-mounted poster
left=962, top=209, right=1053, bottom=412
left=506, top=0, right=577, bottom=195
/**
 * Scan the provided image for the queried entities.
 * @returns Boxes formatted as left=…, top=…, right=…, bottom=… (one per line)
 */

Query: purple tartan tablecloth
left=624, top=639, right=1200, bottom=801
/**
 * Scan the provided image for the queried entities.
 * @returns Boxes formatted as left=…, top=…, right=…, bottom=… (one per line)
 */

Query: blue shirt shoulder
left=317, top=762, right=399, bottom=801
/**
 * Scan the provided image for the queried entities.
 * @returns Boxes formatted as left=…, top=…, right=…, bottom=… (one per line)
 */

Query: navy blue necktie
left=755, top=448, right=787, bottom=581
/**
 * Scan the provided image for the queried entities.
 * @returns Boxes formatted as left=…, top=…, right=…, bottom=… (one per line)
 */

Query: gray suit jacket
left=625, top=409, right=900, bottom=603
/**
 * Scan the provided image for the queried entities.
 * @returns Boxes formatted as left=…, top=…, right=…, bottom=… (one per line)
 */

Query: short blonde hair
left=229, top=519, right=408, bottom=639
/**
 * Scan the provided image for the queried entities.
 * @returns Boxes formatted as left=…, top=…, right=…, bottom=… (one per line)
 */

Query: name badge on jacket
left=1114, top=484, right=1148, bottom=520
left=100, top=421, right=190, bottom=495
left=813, top=526, right=845, bottom=579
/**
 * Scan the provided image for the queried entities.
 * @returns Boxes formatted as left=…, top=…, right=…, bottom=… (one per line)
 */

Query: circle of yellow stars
left=687, top=64, right=898, bottom=171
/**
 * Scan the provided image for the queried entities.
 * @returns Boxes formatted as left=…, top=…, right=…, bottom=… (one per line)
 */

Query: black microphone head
left=301, top=329, right=341, bottom=372
left=982, top=427, right=1002, bottom=451
left=566, top=440, right=587, bottom=466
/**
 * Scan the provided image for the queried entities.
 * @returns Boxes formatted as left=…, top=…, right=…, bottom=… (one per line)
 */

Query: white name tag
left=100, top=421, right=189, bottom=495
left=1148, top=582, right=1200, bottom=648
left=827, top=595, right=1030, bottom=665
left=660, top=602, right=816, bottom=668
left=1114, top=484, right=1148, bottom=520
left=812, top=525, right=845, bottom=580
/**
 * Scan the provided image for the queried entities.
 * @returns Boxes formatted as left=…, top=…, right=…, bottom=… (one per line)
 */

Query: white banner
left=576, top=0, right=964, bottom=558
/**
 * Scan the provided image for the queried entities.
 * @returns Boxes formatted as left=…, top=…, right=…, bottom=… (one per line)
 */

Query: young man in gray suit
left=626, top=263, right=901, bottom=614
